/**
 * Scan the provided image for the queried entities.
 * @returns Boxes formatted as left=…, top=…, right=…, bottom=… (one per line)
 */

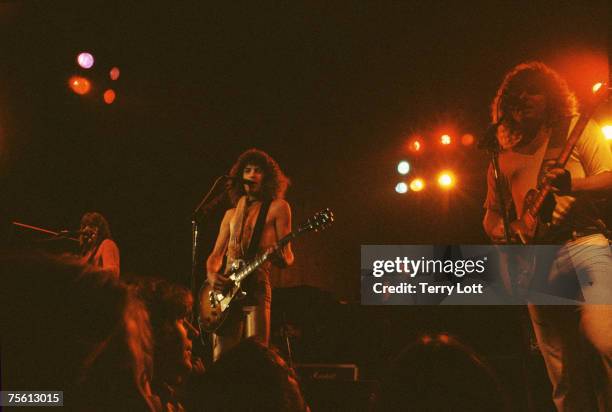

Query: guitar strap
left=245, top=199, right=272, bottom=259
left=536, top=117, right=572, bottom=223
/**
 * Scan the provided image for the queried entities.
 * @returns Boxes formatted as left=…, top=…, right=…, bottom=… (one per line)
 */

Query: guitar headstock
left=591, top=82, right=609, bottom=105
left=299, top=208, right=334, bottom=234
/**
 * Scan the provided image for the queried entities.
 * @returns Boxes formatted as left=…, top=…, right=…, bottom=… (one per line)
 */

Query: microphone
left=224, top=176, right=256, bottom=186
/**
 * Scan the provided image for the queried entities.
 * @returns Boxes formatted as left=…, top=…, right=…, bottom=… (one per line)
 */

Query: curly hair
left=80, top=212, right=113, bottom=257
left=227, top=148, right=290, bottom=205
left=491, top=61, right=578, bottom=129
left=80, top=212, right=113, bottom=241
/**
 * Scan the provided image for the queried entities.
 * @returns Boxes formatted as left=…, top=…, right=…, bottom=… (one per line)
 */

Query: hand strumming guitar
left=207, top=272, right=232, bottom=293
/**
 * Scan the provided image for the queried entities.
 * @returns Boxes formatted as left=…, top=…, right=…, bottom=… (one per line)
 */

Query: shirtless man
left=206, top=148, right=294, bottom=360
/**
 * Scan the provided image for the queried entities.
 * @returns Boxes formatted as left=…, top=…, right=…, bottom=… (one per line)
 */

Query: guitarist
left=483, top=62, right=612, bottom=411
left=206, top=148, right=294, bottom=361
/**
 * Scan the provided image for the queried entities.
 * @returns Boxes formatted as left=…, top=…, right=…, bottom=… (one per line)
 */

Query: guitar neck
left=233, top=230, right=300, bottom=284
left=527, top=109, right=594, bottom=217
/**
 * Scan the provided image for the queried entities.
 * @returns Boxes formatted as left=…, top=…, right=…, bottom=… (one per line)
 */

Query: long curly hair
left=491, top=61, right=578, bottom=130
left=227, top=148, right=290, bottom=205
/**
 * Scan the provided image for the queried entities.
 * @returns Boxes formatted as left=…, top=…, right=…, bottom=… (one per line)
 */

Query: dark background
left=1, top=2, right=609, bottom=409
left=1, top=1, right=608, bottom=300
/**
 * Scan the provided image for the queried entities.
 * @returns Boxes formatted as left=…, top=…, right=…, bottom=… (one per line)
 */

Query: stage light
left=110, top=66, right=120, bottom=81
left=592, top=82, right=603, bottom=93
left=407, top=137, right=423, bottom=153
left=409, top=178, right=425, bottom=192
left=420, top=335, right=432, bottom=344
left=461, top=133, right=475, bottom=146
left=77, top=52, right=94, bottom=69
left=397, top=160, right=410, bottom=175
left=437, top=171, right=455, bottom=189
left=602, top=125, right=612, bottom=140
left=440, top=134, right=452, bottom=145
left=103, top=89, right=116, bottom=104
left=69, top=76, right=91, bottom=95
left=395, top=182, right=408, bottom=194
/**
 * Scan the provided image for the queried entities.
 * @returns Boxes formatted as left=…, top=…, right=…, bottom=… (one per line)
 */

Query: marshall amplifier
left=294, top=363, right=359, bottom=381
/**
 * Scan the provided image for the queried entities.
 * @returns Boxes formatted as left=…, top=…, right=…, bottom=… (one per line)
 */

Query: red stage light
left=69, top=76, right=91, bottom=95
left=440, top=134, right=452, bottom=145
left=110, top=67, right=120, bottom=81
left=103, top=89, right=116, bottom=104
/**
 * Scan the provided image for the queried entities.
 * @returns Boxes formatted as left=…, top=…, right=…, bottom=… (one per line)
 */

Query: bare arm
left=571, top=170, right=612, bottom=194
left=271, top=199, right=294, bottom=267
left=99, top=239, right=120, bottom=278
left=206, top=209, right=234, bottom=282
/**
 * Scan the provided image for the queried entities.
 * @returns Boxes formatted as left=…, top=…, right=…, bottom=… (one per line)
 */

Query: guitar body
left=198, top=260, right=247, bottom=333
left=510, top=188, right=540, bottom=244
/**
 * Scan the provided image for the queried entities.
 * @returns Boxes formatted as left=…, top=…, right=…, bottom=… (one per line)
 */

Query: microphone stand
left=484, top=130, right=535, bottom=412
left=11, top=221, right=80, bottom=242
left=190, top=176, right=229, bottom=362
left=190, top=176, right=228, bottom=301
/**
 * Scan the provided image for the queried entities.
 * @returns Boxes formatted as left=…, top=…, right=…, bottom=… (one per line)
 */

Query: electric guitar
left=198, top=208, right=334, bottom=333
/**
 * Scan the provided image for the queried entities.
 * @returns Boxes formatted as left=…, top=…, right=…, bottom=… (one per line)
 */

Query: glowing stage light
left=461, top=133, right=475, bottom=146
left=397, top=160, right=410, bottom=175
left=602, top=125, right=612, bottom=140
left=408, top=138, right=423, bottom=153
left=420, top=335, right=432, bottom=344
left=437, top=171, right=455, bottom=189
left=110, top=67, right=120, bottom=81
left=77, top=52, right=94, bottom=69
left=103, top=89, right=116, bottom=104
left=69, top=76, right=91, bottom=95
left=409, top=178, right=425, bottom=192
left=395, top=182, right=408, bottom=194
left=592, top=82, right=603, bottom=93
left=440, top=134, right=452, bottom=145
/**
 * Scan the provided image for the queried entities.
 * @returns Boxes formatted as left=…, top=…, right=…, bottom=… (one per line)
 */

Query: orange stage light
left=461, top=133, right=474, bottom=146
left=440, top=134, right=452, bottom=145
left=437, top=171, right=455, bottom=189
left=409, top=178, right=425, bottom=192
left=592, top=82, right=603, bottom=93
left=103, top=89, right=116, bottom=104
left=69, top=76, right=91, bottom=95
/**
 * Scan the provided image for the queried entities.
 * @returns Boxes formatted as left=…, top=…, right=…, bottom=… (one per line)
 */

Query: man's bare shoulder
left=269, top=199, right=291, bottom=215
